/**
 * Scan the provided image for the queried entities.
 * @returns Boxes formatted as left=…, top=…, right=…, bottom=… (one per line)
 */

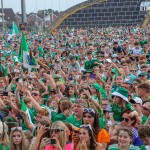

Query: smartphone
left=49, top=139, right=56, bottom=144
left=47, top=71, right=50, bottom=74
left=3, top=92, right=8, bottom=96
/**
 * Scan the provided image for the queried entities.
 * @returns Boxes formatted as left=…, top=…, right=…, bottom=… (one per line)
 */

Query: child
left=109, top=87, right=134, bottom=133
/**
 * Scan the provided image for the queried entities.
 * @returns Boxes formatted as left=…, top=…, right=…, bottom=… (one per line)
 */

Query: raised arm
left=25, top=90, right=42, bottom=112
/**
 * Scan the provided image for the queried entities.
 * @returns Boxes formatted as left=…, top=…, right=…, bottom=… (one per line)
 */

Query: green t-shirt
left=68, top=95, right=76, bottom=103
left=142, top=115, right=148, bottom=124
left=52, top=113, right=66, bottom=122
left=110, top=102, right=134, bottom=121
left=0, top=65, right=8, bottom=77
left=108, top=144, right=140, bottom=150
left=92, top=95, right=99, bottom=103
left=0, top=144, right=9, bottom=150
left=84, top=58, right=101, bottom=71
left=66, top=114, right=82, bottom=128
left=140, top=39, right=148, bottom=46
left=99, top=117, right=106, bottom=129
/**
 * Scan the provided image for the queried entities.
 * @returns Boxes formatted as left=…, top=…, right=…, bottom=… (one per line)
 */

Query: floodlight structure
left=21, top=0, right=26, bottom=23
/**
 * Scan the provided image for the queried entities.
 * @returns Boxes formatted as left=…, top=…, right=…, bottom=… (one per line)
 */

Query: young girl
left=111, top=75, right=124, bottom=93
left=43, top=121, right=74, bottom=150
left=9, top=127, right=28, bottom=150
left=108, top=127, right=140, bottom=150
left=76, top=124, right=102, bottom=150
left=109, top=87, right=134, bottom=133
left=82, top=108, right=110, bottom=149
left=0, top=121, right=9, bottom=150
left=65, top=85, right=77, bottom=103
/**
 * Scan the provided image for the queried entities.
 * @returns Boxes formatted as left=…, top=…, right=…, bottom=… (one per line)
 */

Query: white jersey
left=132, top=47, right=142, bottom=55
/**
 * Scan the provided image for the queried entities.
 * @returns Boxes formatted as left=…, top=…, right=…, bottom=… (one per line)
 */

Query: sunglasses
left=122, top=117, right=130, bottom=122
left=130, top=70, right=136, bottom=72
left=83, top=108, right=95, bottom=114
left=11, top=127, right=22, bottom=131
left=80, top=124, right=93, bottom=132
left=31, top=93, right=38, bottom=96
left=51, top=128, right=64, bottom=133
left=142, top=106, right=149, bottom=111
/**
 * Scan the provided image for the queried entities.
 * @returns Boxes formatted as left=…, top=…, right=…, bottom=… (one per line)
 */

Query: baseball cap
left=87, top=50, right=92, bottom=55
left=130, top=97, right=142, bottom=104
left=138, top=72, right=147, bottom=77
left=123, top=80, right=133, bottom=85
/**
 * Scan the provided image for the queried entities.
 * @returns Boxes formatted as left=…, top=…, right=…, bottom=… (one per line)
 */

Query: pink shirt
left=44, top=143, right=74, bottom=150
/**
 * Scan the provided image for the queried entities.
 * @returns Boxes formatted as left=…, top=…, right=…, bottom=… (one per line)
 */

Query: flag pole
left=1, top=0, right=4, bottom=32
left=21, top=0, right=27, bottom=23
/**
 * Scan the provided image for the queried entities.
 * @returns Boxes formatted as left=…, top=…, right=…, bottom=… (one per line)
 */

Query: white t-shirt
left=132, top=47, right=142, bottom=55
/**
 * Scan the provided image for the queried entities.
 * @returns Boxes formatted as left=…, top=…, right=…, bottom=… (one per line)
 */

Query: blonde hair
left=9, top=129, right=28, bottom=150
left=0, top=123, right=9, bottom=147
left=51, top=121, right=67, bottom=149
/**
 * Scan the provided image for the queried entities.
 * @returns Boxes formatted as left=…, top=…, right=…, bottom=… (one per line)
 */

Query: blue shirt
left=132, top=128, right=143, bottom=146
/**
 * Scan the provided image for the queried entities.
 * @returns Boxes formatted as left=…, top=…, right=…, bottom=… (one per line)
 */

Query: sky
left=0, top=0, right=86, bottom=13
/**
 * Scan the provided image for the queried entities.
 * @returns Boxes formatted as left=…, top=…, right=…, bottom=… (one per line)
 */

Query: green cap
left=138, top=72, right=147, bottom=77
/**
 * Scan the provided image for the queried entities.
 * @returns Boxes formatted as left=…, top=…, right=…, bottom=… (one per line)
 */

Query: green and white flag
left=8, top=22, right=19, bottom=40
left=12, top=22, right=19, bottom=35
left=19, top=32, right=38, bottom=69
left=21, top=99, right=32, bottom=123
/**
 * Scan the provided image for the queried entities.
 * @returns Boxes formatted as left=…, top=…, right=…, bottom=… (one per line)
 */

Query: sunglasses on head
left=11, top=127, right=22, bottom=131
left=83, top=108, right=95, bottom=114
left=80, top=124, right=93, bottom=132
left=51, top=128, right=64, bottom=133
left=31, top=93, right=38, bottom=96
left=122, top=117, right=130, bottom=122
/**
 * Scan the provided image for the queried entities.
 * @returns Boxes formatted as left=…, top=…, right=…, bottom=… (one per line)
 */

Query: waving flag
left=19, top=32, right=38, bottom=68
left=8, top=22, right=19, bottom=41
left=12, top=22, right=19, bottom=35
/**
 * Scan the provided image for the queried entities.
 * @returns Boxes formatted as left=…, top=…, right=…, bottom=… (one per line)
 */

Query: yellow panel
left=141, top=10, right=150, bottom=28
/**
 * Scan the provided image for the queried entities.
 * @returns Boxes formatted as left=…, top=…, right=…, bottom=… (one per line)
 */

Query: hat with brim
left=97, top=53, right=104, bottom=57
left=52, top=74, right=61, bottom=79
left=138, top=72, right=147, bottom=77
left=87, top=50, right=92, bottom=55
left=112, top=87, right=129, bottom=102
left=123, top=80, right=133, bottom=85
left=111, top=68, right=118, bottom=74
left=130, top=97, right=142, bottom=104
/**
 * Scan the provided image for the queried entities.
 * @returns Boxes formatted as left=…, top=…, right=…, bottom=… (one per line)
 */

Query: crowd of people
left=0, top=25, right=150, bottom=150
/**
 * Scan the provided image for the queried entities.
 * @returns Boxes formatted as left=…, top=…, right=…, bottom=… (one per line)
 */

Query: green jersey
left=0, top=144, right=9, bottom=150
left=84, top=58, right=100, bottom=71
left=110, top=102, right=134, bottom=121
left=66, top=114, right=82, bottom=128
left=142, top=115, right=148, bottom=124
left=52, top=113, right=66, bottom=122
left=108, top=144, right=140, bottom=150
